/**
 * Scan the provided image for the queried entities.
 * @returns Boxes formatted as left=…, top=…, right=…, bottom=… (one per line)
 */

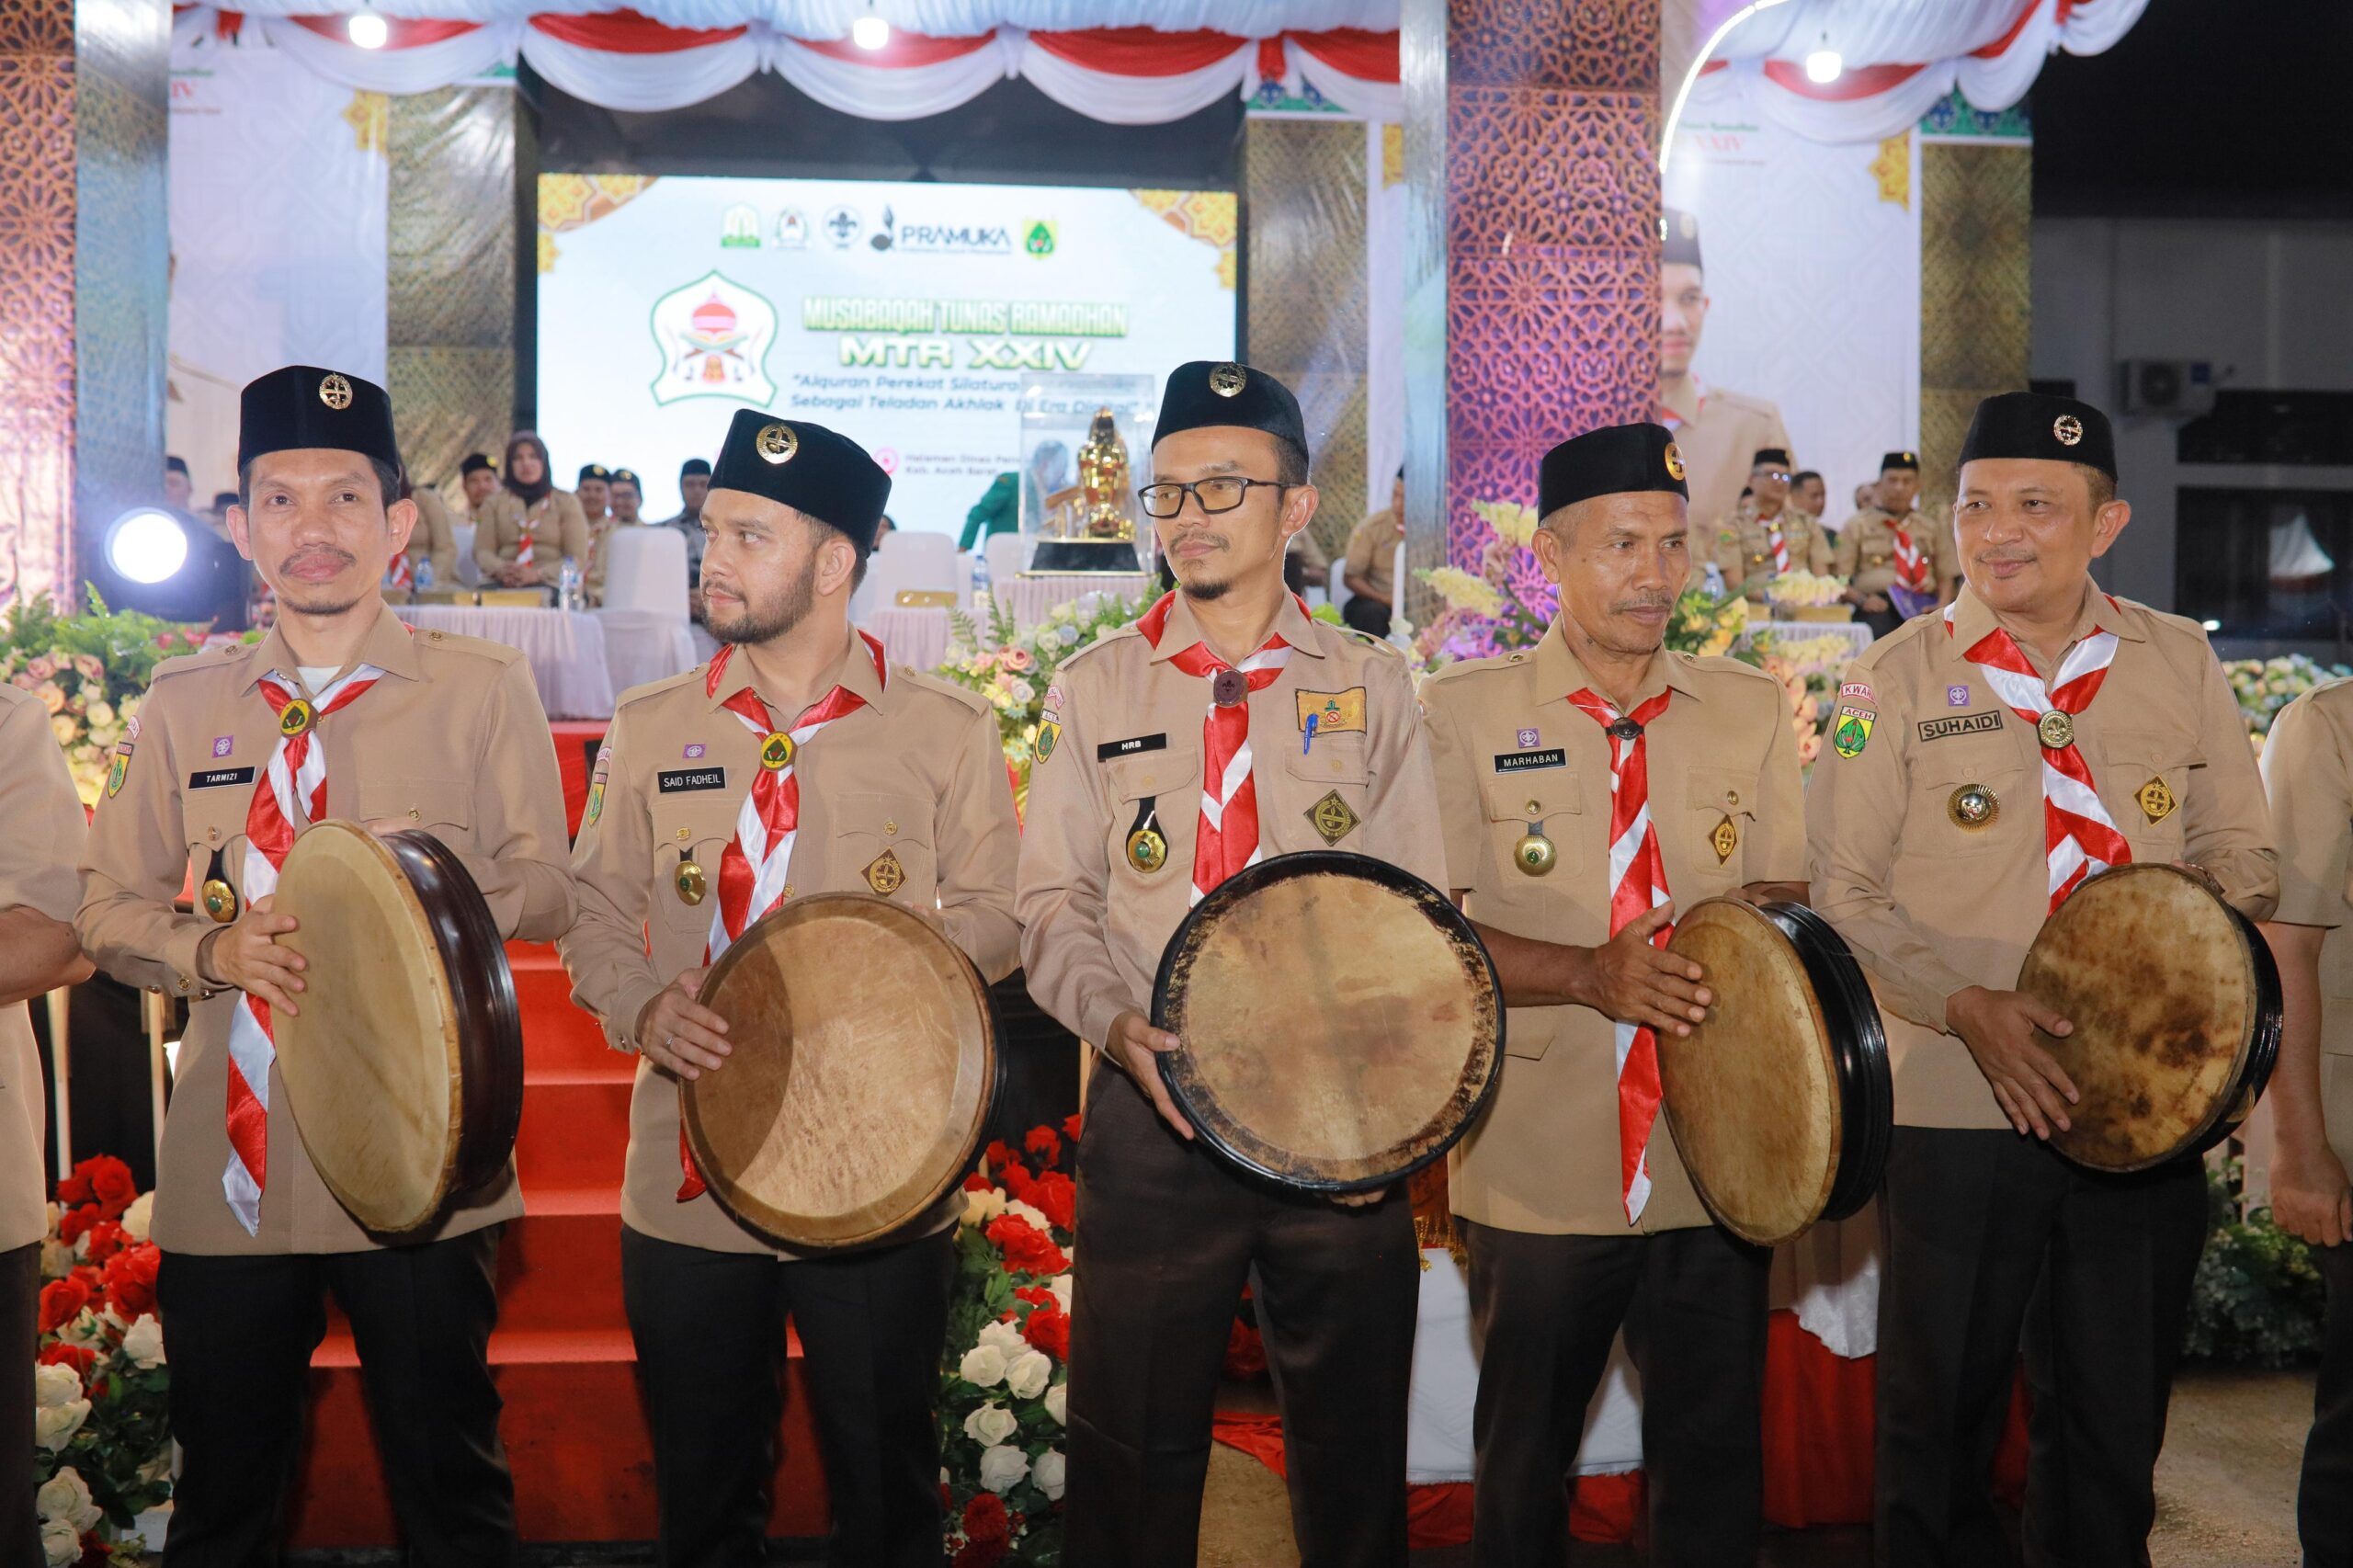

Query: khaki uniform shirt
left=0, top=690, right=90, bottom=1251
left=1713, top=500, right=1832, bottom=604
left=1343, top=509, right=1404, bottom=603
left=2258, top=681, right=2353, bottom=1169
left=474, top=489, right=591, bottom=592
left=77, top=602, right=576, bottom=1254
left=1833, top=506, right=1956, bottom=597
left=560, top=636, right=1022, bottom=1256
left=1805, top=585, right=2277, bottom=1129
left=396, top=485, right=461, bottom=598
left=584, top=515, right=616, bottom=607
left=1659, top=383, right=1791, bottom=535
left=1017, top=591, right=1446, bottom=1055
left=1424, top=621, right=1805, bottom=1233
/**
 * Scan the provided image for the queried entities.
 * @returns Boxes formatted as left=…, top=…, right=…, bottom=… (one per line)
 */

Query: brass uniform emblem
left=756, top=422, right=799, bottom=465
left=1125, top=826, right=1168, bottom=874
left=1306, top=790, right=1359, bottom=846
left=202, top=878, right=239, bottom=923
left=278, top=699, right=313, bottom=739
left=1207, top=363, right=1247, bottom=398
left=1948, top=782, right=2000, bottom=830
left=864, top=849, right=906, bottom=895
left=2052, top=414, right=2084, bottom=447
left=2036, top=710, right=2075, bottom=750
left=760, top=732, right=794, bottom=770
left=1711, top=814, right=1739, bottom=864
left=675, top=855, right=708, bottom=905
left=318, top=372, right=353, bottom=410
left=2137, top=776, right=2177, bottom=824
left=1663, top=441, right=1687, bottom=483
left=1512, top=808, right=1556, bottom=875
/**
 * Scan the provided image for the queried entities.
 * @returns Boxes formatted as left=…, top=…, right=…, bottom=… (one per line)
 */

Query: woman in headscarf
left=475, top=430, right=591, bottom=597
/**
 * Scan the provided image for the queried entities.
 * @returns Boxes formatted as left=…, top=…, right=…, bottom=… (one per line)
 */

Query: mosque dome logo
left=648, top=269, right=779, bottom=407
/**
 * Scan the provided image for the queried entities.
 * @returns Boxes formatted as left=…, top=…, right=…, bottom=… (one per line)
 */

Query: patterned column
left=1402, top=0, right=1661, bottom=622
left=1919, top=138, right=2031, bottom=517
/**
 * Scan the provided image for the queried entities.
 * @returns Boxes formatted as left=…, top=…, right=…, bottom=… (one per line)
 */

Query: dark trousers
left=1067, top=1064, right=1418, bottom=1568
left=1341, top=596, right=1393, bottom=638
left=156, top=1227, right=513, bottom=1568
left=2302, top=1242, right=2353, bottom=1565
left=1460, top=1219, right=1768, bottom=1568
left=620, top=1224, right=954, bottom=1568
left=3, top=1242, right=37, bottom=1568
left=1876, top=1127, right=2207, bottom=1568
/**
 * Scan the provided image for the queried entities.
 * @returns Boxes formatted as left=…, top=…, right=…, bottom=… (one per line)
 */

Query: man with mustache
left=1807, top=393, right=2275, bottom=1565
left=1655, top=208, right=1792, bottom=533
left=1714, top=445, right=1832, bottom=608
left=1422, top=422, right=1805, bottom=1565
left=560, top=410, right=1019, bottom=1566
left=1017, top=360, right=1444, bottom=1566
left=76, top=366, right=575, bottom=1565
left=1836, top=450, right=1959, bottom=638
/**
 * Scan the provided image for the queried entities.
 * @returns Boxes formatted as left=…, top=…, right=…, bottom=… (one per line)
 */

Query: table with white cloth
left=392, top=604, right=700, bottom=720
left=1747, top=619, right=1875, bottom=662
left=858, top=571, right=1157, bottom=673
left=864, top=607, right=953, bottom=673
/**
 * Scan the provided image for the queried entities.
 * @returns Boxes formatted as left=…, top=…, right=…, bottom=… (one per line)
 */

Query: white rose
left=963, top=1402, right=1018, bottom=1447
left=975, top=1318, right=1028, bottom=1357
left=122, top=1312, right=165, bottom=1369
left=1005, top=1199, right=1052, bottom=1233
left=959, top=1345, right=1007, bottom=1388
left=1005, top=1347, right=1052, bottom=1399
left=977, top=1442, right=1029, bottom=1494
left=960, top=1186, right=1006, bottom=1229
left=1044, top=1381, right=1067, bottom=1426
left=1034, top=1448, right=1067, bottom=1502
left=1050, top=1275, right=1073, bottom=1314
left=34, top=1399, right=88, bottom=1452
left=38, top=1240, right=71, bottom=1280
left=36, top=1465, right=99, bottom=1530
left=32, top=1362, right=79, bottom=1407
left=121, top=1191, right=153, bottom=1242
left=40, top=1519, right=78, bottom=1567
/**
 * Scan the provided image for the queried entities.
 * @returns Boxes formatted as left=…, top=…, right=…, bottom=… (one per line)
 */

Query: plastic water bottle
left=970, top=548, right=993, bottom=612
left=1702, top=560, right=1728, bottom=599
left=560, top=555, right=583, bottom=612
left=415, top=557, right=436, bottom=594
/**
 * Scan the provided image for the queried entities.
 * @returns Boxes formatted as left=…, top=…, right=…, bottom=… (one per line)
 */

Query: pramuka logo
left=867, top=205, right=1024, bottom=256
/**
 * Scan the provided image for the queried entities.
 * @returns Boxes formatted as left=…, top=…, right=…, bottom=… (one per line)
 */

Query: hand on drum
left=636, top=969, right=731, bottom=1080
left=1946, top=985, right=2080, bottom=1140
left=201, top=894, right=305, bottom=1016
left=2272, top=1139, right=2353, bottom=1249
left=1106, top=1010, right=1193, bottom=1142
left=1580, top=903, right=1711, bottom=1037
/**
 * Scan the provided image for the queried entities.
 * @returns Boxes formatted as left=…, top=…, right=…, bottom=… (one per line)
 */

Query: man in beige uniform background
left=1714, top=445, right=1831, bottom=608
left=1426, top=423, right=1804, bottom=1565
left=395, top=477, right=460, bottom=597
left=1836, top=450, right=1957, bottom=638
left=77, top=366, right=574, bottom=1565
left=1340, top=467, right=1407, bottom=637
left=1017, top=360, right=1443, bottom=1567
left=2253, top=685, right=2353, bottom=1562
left=562, top=410, right=1019, bottom=1566
left=1806, top=393, right=2275, bottom=1566
left=0, top=688, right=96, bottom=1565
left=1656, top=208, right=1792, bottom=531
left=1791, top=470, right=1830, bottom=537
left=576, top=462, right=615, bottom=606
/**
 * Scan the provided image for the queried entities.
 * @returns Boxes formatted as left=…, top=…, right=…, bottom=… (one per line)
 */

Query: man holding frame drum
left=75, top=366, right=575, bottom=1565
left=560, top=410, right=1020, bottom=1567
left=1420, top=423, right=1808, bottom=1566
left=1806, top=392, right=2277, bottom=1565
left=1016, top=360, right=1444, bottom=1567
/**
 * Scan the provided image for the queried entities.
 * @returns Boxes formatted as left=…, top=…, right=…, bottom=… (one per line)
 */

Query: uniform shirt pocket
left=1912, top=739, right=2030, bottom=861
left=832, top=791, right=937, bottom=905
left=1282, top=732, right=1371, bottom=848
left=1102, top=747, right=1202, bottom=881
left=180, top=788, right=254, bottom=912
left=353, top=777, right=475, bottom=838
left=2099, top=728, right=2200, bottom=863
left=1683, top=766, right=1761, bottom=894
left=649, top=802, right=738, bottom=937
left=1480, top=772, right=1586, bottom=885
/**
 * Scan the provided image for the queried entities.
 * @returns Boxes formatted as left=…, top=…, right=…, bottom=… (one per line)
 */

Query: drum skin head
left=1153, top=851, right=1503, bottom=1192
left=688, top=894, right=998, bottom=1251
left=270, top=821, right=468, bottom=1234
left=1660, top=900, right=1839, bottom=1247
left=2021, top=863, right=2264, bottom=1172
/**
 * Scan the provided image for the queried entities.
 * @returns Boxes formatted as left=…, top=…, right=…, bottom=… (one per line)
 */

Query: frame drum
left=270, top=822, right=524, bottom=1236
left=1151, top=851, right=1504, bottom=1193
left=1659, top=900, right=1891, bottom=1247
left=687, top=894, right=1001, bottom=1251
left=2018, top=862, right=2281, bottom=1173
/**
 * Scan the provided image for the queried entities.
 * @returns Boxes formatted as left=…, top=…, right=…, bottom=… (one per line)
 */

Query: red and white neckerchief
left=386, top=551, right=414, bottom=592
left=1945, top=602, right=2133, bottom=912
left=676, top=632, right=888, bottom=1200
left=1653, top=376, right=1705, bottom=432
left=1568, top=685, right=1675, bottom=1225
left=1763, top=514, right=1790, bottom=575
left=1137, top=591, right=1296, bottom=906
left=1892, top=517, right=1934, bottom=594
left=514, top=506, right=538, bottom=569
left=222, top=662, right=387, bottom=1233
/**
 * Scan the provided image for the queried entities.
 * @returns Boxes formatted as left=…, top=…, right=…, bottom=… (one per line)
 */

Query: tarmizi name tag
left=188, top=767, right=256, bottom=790
left=1916, top=711, right=2004, bottom=744
left=656, top=767, right=728, bottom=793
left=1493, top=748, right=1568, bottom=774
left=1097, top=733, right=1166, bottom=761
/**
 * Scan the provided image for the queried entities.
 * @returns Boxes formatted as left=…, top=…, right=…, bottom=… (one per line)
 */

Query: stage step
left=514, top=1079, right=633, bottom=1191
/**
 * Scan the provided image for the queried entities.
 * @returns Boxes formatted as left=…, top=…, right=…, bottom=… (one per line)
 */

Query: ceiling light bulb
left=347, top=11, right=388, bottom=48
left=850, top=13, right=890, bottom=49
left=1804, top=44, right=1842, bottom=84
left=107, top=510, right=188, bottom=585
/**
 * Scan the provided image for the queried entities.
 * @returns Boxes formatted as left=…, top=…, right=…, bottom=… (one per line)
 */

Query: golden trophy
left=1030, top=408, right=1142, bottom=574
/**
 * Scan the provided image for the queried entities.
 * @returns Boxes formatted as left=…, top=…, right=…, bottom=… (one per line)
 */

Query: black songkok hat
left=609, top=467, right=641, bottom=489
left=709, top=410, right=892, bottom=553
left=1540, top=421, right=1689, bottom=518
left=1958, top=392, right=2117, bottom=482
left=1880, top=450, right=1920, bottom=472
left=165, top=455, right=188, bottom=477
left=1151, top=361, right=1308, bottom=462
left=237, top=365, right=401, bottom=477
left=1751, top=447, right=1790, bottom=470
left=577, top=462, right=610, bottom=484
left=680, top=458, right=713, bottom=480
left=460, top=452, right=495, bottom=476
left=1662, top=207, right=1702, bottom=269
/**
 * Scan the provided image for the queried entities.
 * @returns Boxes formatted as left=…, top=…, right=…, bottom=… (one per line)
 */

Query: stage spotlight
left=105, top=508, right=188, bottom=586
left=1804, top=40, right=1843, bottom=84
left=348, top=12, right=388, bottom=48
left=851, top=9, right=890, bottom=49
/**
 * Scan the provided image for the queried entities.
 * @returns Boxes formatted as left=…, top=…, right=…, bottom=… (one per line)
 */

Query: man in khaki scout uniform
left=576, top=462, right=616, bottom=606
left=1016, top=360, right=1444, bottom=1568
left=1836, top=450, right=1958, bottom=638
left=1424, top=423, right=1804, bottom=1566
left=1656, top=207, right=1793, bottom=531
left=1791, top=469, right=1830, bottom=537
left=392, top=478, right=460, bottom=598
left=0, top=688, right=96, bottom=1565
left=77, top=366, right=575, bottom=1566
left=561, top=410, right=1019, bottom=1566
left=1806, top=392, right=2276, bottom=1567
left=1714, top=445, right=1831, bottom=608
left=2253, top=687, right=2353, bottom=1562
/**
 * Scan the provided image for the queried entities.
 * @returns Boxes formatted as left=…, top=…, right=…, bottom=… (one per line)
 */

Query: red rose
left=1026, top=1170, right=1075, bottom=1233
left=103, top=1243, right=160, bottom=1319
left=997, top=1158, right=1033, bottom=1200
left=38, top=1277, right=89, bottom=1334
left=984, top=1140, right=1017, bottom=1172
left=38, top=1343, right=94, bottom=1378
left=1063, top=1112, right=1084, bottom=1144
left=75, top=1532, right=109, bottom=1568
left=80, top=1220, right=124, bottom=1265
left=87, top=1156, right=138, bottom=1221
left=962, top=1491, right=1010, bottom=1545
left=57, top=1206, right=97, bottom=1245
left=984, top=1214, right=1069, bottom=1278
left=1023, top=1302, right=1071, bottom=1360
left=1024, top=1126, right=1061, bottom=1166
left=54, top=1164, right=93, bottom=1206
left=1014, top=1284, right=1054, bottom=1307
left=962, top=1173, right=995, bottom=1194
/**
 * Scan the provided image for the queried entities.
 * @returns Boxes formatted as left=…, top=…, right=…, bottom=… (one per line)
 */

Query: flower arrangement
left=1663, top=588, right=1751, bottom=662
left=1766, top=571, right=1851, bottom=619
left=0, top=593, right=208, bottom=809
left=939, top=595, right=1146, bottom=799
left=2185, top=1162, right=2325, bottom=1367
left=940, top=1120, right=1078, bottom=1567
left=35, top=1157, right=170, bottom=1565
left=2223, top=654, right=2351, bottom=752
left=1410, top=500, right=1553, bottom=665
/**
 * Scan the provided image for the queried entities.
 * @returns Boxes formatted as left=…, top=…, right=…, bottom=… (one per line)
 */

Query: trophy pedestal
left=1028, top=538, right=1142, bottom=574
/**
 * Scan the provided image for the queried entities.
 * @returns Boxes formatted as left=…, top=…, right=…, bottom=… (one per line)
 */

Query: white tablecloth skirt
left=393, top=604, right=701, bottom=720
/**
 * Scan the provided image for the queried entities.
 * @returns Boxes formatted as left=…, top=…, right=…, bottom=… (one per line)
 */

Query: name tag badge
left=1493, top=747, right=1568, bottom=774
left=1916, top=711, right=2005, bottom=744
left=656, top=767, right=728, bottom=794
left=188, top=767, right=257, bottom=790
left=1097, top=733, right=1167, bottom=762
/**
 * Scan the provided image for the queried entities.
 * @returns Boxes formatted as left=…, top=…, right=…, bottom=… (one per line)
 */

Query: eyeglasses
left=1136, top=477, right=1290, bottom=519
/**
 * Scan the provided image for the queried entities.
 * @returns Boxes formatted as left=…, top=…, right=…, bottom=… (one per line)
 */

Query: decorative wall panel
left=0, top=0, right=79, bottom=606
left=1919, top=141, right=2029, bottom=512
